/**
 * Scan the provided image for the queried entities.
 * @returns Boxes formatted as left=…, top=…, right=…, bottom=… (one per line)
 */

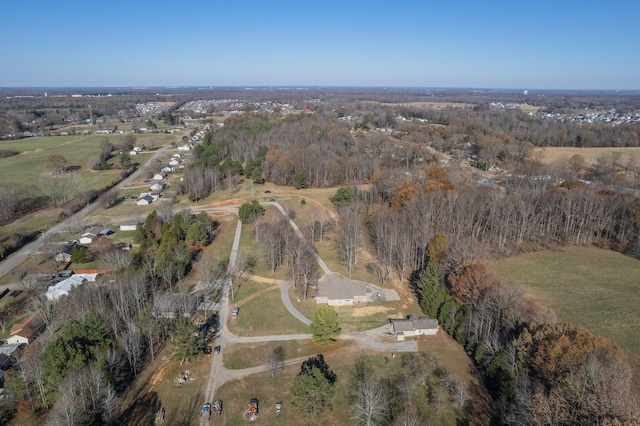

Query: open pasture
left=492, top=246, right=640, bottom=359
left=533, top=146, right=640, bottom=166
left=0, top=133, right=174, bottom=194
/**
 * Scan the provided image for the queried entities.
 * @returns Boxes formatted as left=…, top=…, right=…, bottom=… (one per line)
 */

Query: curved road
left=199, top=201, right=416, bottom=426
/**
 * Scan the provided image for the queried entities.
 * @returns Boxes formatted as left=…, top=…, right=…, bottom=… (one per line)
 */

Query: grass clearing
left=236, top=223, right=289, bottom=281
left=533, top=146, right=640, bottom=166
left=492, top=246, right=640, bottom=359
left=227, top=285, right=310, bottom=336
left=222, top=340, right=345, bottom=369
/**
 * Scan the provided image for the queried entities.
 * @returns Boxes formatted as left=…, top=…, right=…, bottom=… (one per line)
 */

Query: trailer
left=246, top=398, right=258, bottom=421
left=275, top=402, right=282, bottom=416
left=212, top=400, right=222, bottom=416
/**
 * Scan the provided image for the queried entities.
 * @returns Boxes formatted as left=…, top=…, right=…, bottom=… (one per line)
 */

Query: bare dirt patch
left=351, top=305, right=390, bottom=317
left=149, top=358, right=171, bottom=391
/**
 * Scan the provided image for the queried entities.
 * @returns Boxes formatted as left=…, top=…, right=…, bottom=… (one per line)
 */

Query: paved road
left=0, top=141, right=175, bottom=280
left=281, top=282, right=312, bottom=325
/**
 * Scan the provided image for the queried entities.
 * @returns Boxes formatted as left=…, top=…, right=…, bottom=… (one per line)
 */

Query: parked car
left=214, top=345, right=221, bottom=355
left=231, top=307, right=239, bottom=316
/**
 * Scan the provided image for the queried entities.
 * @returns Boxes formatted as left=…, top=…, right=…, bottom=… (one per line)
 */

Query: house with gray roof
left=315, top=273, right=399, bottom=306
left=390, top=316, right=438, bottom=341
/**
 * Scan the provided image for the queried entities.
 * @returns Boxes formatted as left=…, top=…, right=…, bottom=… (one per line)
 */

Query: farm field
left=533, top=146, right=640, bottom=166
left=492, top=246, right=640, bottom=359
left=0, top=133, right=175, bottom=195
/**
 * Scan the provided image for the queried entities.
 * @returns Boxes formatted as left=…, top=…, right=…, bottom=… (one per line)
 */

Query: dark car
left=264, top=190, right=271, bottom=193
left=214, top=345, right=221, bottom=355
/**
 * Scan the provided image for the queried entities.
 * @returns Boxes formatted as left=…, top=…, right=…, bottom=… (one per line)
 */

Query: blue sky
left=2, top=0, right=639, bottom=89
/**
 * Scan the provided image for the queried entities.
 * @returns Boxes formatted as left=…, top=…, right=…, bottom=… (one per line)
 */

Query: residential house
left=315, top=273, right=398, bottom=306
left=46, top=275, right=87, bottom=300
left=152, top=172, right=166, bottom=181
left=149, top=182, right=165, bottom=192
left=79, top=232, right=97, bottom=245
left=389, top=316, right=438, bottom=341
left=0, top=343, right=24, bottom=358
left=160, top=166, right=174, bottom=173
left=152, top=293, right=203, bottom=319
left=55, top=243, right=74, bottom=263
left=169, top=159, right=180, bottom=167
left=136, top=195, right=154, bottom=206
left=9, top=314, right=44, bottom=345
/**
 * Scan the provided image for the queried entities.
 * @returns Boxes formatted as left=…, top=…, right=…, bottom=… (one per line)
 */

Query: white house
left=9, top=315, right=44, bottom=345
left=46, top=275, right=87, bottom=301
left=129, top=150, right=138, bottom=156
left=136, top=195, right=154, bottom=206
left=390, top=316, right=438, bottom=341
left=161, top=166, right=174, bottom=173
left=152, top=173, right=166, bottom=181
left=169, top=159, right=180, bottom=167
left=149, top=182, right=165, bottom=192
left=314, top=273, right=398, bottom=306
left=177, top=144, right=192, bottom=151
left=79, top=232, right=97, bottom=245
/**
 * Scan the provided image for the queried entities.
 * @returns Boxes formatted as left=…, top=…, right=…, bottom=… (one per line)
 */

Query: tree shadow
left=167, top=391, right=203, bottom=426
left=119, top=389, right=162, bottom=426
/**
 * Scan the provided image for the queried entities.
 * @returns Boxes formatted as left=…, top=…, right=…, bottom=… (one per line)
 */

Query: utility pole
left=88, top=104, right=93, bottom=131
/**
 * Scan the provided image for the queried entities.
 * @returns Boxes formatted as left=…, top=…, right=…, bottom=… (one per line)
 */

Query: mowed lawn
left=492, top=246, right=640, bottom=359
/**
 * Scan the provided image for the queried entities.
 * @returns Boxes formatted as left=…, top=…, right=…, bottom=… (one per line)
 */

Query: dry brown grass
left=368, top=100, right=474, bottom=109
left=533, top=146, right=640, bottom=165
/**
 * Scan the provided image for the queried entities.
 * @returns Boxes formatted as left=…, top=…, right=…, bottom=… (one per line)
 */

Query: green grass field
left=227, top=284, right=310, bottom=336
left=222, top=340, right=340, bottom=369
left=0, top=134, right=175, bottom=196
left=492, top=246, right=640, bottom=359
